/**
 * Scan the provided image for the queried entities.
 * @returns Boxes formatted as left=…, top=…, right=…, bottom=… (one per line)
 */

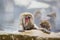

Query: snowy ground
left=0, top=30, right=60, bottom=38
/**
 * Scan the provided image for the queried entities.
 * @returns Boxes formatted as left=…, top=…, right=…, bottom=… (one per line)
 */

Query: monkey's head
left=20, top=12, right=34, bottom=27
left=40, top=20, right=51, bottom=31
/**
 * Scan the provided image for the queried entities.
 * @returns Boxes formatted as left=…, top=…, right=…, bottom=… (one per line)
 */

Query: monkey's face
left=40, top=21, right=50, bottom=30
left=20, top=12, right=34, bottom=26
left=20, top=12, right=36, bottom=30
left=24, top=15, right=32, bottom=24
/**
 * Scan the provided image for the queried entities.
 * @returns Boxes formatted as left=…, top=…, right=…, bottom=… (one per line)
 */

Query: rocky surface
left=0, top=30, right=60, bottom=40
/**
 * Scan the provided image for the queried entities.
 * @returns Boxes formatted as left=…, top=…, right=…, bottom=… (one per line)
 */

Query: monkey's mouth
left=25, top=16, right=30, bottom=23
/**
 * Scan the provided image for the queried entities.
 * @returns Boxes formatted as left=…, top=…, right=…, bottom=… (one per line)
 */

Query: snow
left=0, top=30, right=60, bottom=38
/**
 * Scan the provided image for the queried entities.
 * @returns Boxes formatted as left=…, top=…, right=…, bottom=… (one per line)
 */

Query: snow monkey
left=40, top=20, right=51, bottom=31
left=19, top=12, right=39, bottom=31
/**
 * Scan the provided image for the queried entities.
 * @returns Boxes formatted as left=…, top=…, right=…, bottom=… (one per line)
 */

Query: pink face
left=25, top=16, right=31, bottom=24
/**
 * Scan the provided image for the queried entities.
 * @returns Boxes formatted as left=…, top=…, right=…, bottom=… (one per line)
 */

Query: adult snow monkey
left=19, top=12, right=39, bottom=31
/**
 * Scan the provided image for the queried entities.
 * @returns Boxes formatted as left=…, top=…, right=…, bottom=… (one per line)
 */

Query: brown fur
left=20, top=12, right=36, bottom=30
left=40, top=20, right=50, bottom=31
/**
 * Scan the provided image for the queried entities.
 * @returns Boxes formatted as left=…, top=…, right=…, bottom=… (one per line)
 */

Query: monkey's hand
left=39, top=28, right=50, bottom=34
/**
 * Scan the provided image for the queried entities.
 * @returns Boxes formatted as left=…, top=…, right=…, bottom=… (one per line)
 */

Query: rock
left=0, top=30, right=60, bottom=40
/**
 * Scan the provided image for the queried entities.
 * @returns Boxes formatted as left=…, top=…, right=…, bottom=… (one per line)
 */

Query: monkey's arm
left=34, top=24, right=50, bottom=34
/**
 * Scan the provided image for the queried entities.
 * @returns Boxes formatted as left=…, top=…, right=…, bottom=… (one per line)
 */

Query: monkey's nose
left=25, top=17, right=29, bottom=23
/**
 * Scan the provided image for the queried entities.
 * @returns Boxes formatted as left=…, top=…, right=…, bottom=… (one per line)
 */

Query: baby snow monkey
left=40, top=20, right=51, bottom=34
left=40, top=20, right=51, bottom=31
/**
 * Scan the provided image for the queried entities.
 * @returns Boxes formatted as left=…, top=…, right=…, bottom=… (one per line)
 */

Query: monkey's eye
left=25, top=15, right=32, bottom=19
left=28, top=16, right=30, bottom=19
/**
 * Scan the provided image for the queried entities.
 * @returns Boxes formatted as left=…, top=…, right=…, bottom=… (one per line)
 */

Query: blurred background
left=0, top=0, right=60, bottom=32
